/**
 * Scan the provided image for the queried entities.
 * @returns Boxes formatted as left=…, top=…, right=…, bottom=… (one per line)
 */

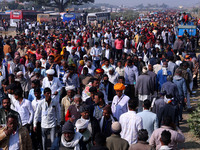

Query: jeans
left=41, top=127, right=56, bottom=150
left=93, top=60, right=100, bottom=68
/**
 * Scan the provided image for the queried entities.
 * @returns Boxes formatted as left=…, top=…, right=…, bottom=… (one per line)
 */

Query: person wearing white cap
left=75, top=119, right=92, bottom=149
left=135, top=66, right=154, bottom=112
left=61, top=85, right=75, bottom=124
left=42, top=69, right=63, bottom=102
left=82, top=61, right=95, bottom=76
left=106, top=122, right=129, bottom=150
left=16, top=70, right=31, bottom=98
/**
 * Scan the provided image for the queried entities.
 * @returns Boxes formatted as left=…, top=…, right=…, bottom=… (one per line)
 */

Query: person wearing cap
left=60, top=121, right=87, bottom=149
left=82, top=61, right=96, bottom=76
left=111, top=83, right=130, bottom=120
left=65, top=94, right=82, bottom=123
left=61, top=85, right=75, bottom=124
left=106, top=122, right=129, bottom=150
left=63, top=66, right=80, bottom=90
left=107, top=67, right=119, bottom=85
left=16, top=70, right=31, bottom=99
left=79, top=104, right=100, bottom=142
left=45, top=55, right=60, bottom=77
left=119, top=99, right=143, bottom=145
left=124, top=59, right=138, bottom=99
left=66, top=41, right=73, bottom=54
left=42, top=69, right=63, bottom=102
left=75, top=119, right=92, bottom=149
left=135, top=66, right=154, bottom=112
left=129, top=129, right=153, bottom=150
left=0, top=96, right=21, bottom=127
left=33, top=88, right=61, bottom=150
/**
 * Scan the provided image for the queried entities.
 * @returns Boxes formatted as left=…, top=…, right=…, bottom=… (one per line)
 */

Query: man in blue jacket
left=173, top=69, right=187, bottom=121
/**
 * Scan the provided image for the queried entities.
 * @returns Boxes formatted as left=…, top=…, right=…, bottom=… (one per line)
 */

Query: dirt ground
left=178, top=89, right=200, bottom=149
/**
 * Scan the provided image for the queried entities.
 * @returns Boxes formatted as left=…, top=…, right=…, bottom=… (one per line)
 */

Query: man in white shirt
left=33, top=88, right=61, bottom=150
left=42, top=69, right=63, bottom=102
left=102, top=59, right=112, bottom=74
left=90, top=42, right=102, bottom=68
left=31, top=87, right=43, bottom=150
left=119, top=99, right=143, bottom=145
left=116, top=61, right=125, bottom=77
left=13, top=89, right=34, bottom=130
left=111, top=83, right=130, bottom=120
left=66, top=41, right=73, bottom=54
left=82, top=61, right=96, bottom=76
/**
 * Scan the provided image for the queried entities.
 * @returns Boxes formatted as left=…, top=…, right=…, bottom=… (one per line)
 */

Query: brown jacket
left=0, top=127, right=32, bottom=150
left=129, top=141, right=154, bottom=150
left=106, top=134, right=129, bottom=150
left=3, top=44, right=11, bottom=56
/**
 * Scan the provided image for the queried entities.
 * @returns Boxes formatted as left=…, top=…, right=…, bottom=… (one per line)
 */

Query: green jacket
left=106, top=134, right=129, bottom=150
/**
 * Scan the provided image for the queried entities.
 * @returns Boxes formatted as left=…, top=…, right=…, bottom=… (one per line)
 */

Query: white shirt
left=34, top=98, right=61, bottom=128
left=107, top=72, right=119, bottom=85
left=42, top=77, right=63, bottom=96
left=111, top=94, right=130, bottom=120
left=90, top=47, right=102, bottom=61
left=66, top=46, right=73, bottom=54
left=81, top=65, right=95, bottom=76
left=9, top=130, right=20, bottom=150
left=32, top=98, right=43, bottom=122
left=14, top=99, right=34, bottom=126
left=115, top=67, right=125, bottom=77
left=119, top=111, right=143, bottom=145
left=105, top=49, right=110, bottom=59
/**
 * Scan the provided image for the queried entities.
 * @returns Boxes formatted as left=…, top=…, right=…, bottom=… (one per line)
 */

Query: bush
left=188, top=103, right=200, bottom=137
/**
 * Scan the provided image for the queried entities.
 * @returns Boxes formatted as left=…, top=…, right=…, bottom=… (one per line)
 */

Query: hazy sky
left=95, top=0, right=200, bottom=7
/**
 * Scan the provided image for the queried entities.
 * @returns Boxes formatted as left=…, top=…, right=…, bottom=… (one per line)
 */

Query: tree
left=18, top=0, right=95, bottom=12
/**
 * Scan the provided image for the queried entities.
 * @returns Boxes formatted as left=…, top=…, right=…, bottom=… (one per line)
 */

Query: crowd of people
left=0, top=10, right=199, bottom=150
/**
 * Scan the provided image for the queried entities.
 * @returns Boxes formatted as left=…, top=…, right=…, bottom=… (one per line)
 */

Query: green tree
left=18, top=0, right=94, bottom=12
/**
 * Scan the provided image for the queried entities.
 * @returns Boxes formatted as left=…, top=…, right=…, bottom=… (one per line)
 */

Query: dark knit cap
left=62, top=121, right=75, bottom=134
